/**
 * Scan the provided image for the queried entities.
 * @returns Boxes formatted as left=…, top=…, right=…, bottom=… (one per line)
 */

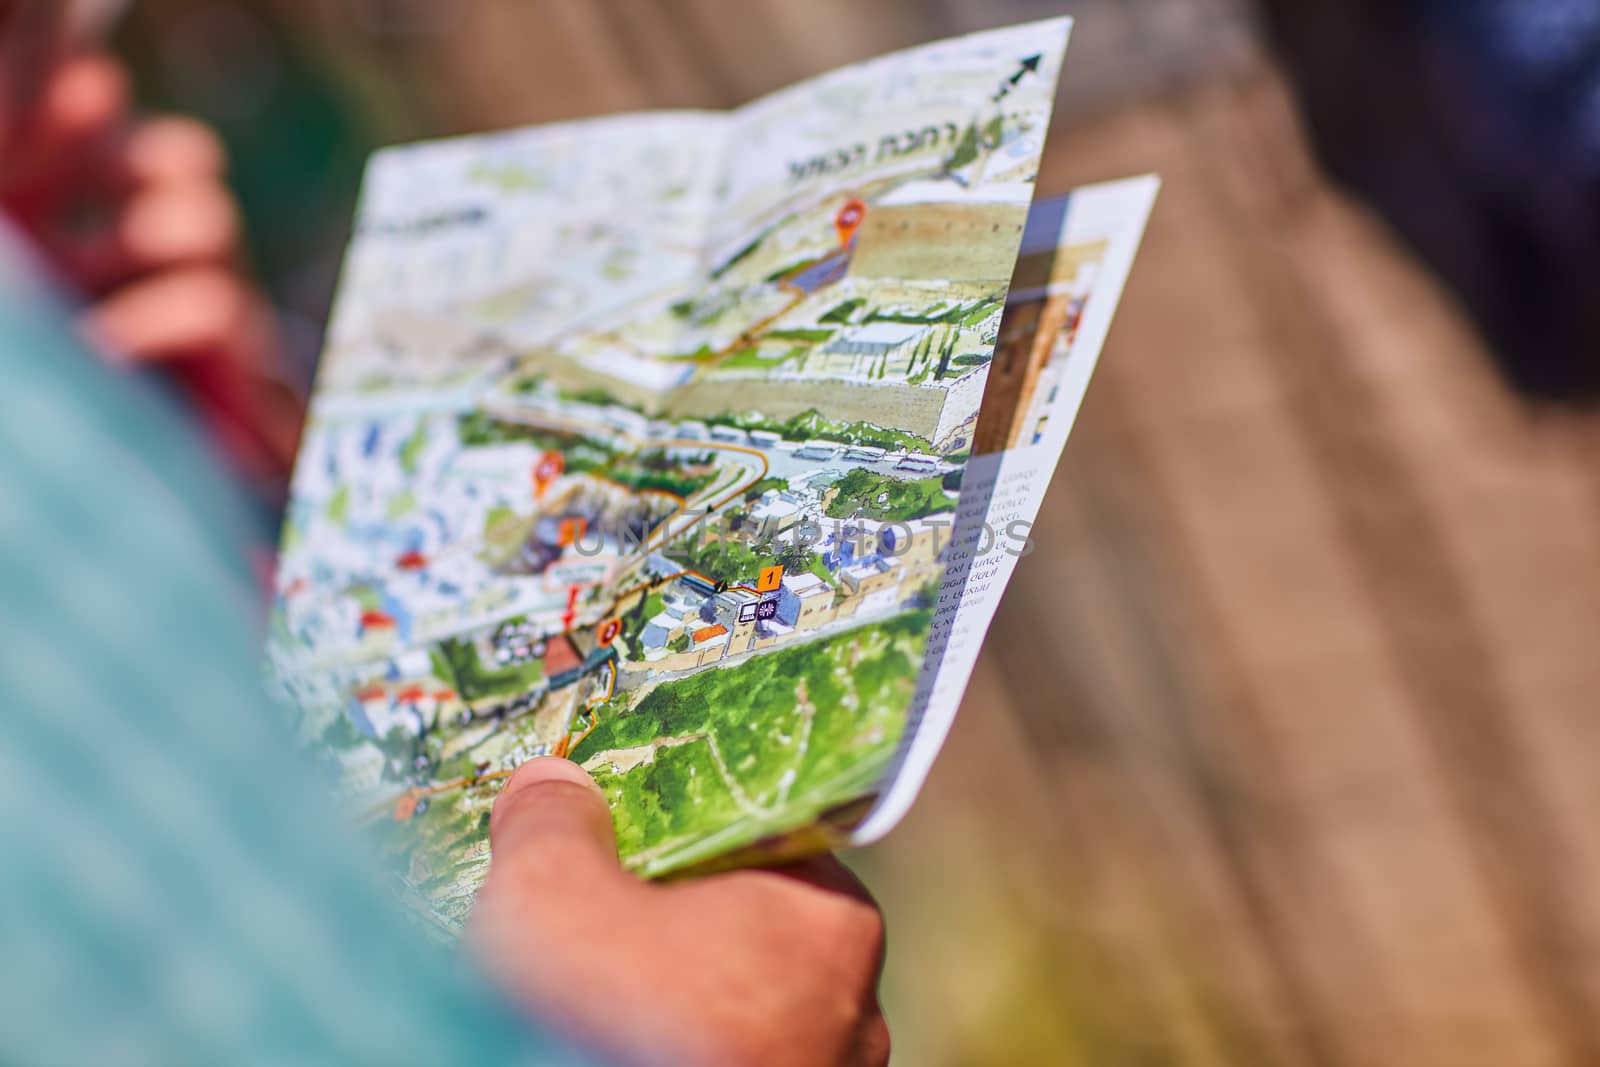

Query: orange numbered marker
left=757, top=564, right=784, bottom=593
left=393, top=794, right=420, bottom=821
left=596, top=617, right=622, bottom=647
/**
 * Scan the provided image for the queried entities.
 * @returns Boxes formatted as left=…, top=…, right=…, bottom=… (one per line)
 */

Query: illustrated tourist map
left=269, top=17, right=1156, bottom=926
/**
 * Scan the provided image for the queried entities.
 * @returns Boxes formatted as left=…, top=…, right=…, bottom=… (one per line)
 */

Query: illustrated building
left=704, top=588, right=760, bottom=630
left=641, top=614, right=684, bottom=650
left=699, top=588, right=761, bottom=656
left=776, top=573, right=836, bottom=630
left=885, top=516, right=952, bottom=571
left=542, top=633, right=584, bottom=687
left=839, top=557, right=897, bottom=599
left=691, top=622, right=727, bottom=647
left=793, top=441, right=840, bottom=461
left=747, top=488, right=815, bottom=539
left=822, top=321, right=923, bottom=359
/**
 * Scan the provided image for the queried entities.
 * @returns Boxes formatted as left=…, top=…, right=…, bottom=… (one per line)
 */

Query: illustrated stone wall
left=849, top=201, right=1029, bottom=285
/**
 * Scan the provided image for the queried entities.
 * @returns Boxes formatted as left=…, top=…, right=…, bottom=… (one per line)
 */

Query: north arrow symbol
left=993, top=54, right=1043, bottom=102
left=1009, top=54, right=1043, bottom=85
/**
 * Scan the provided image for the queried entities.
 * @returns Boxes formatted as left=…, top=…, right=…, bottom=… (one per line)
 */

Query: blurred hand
left=0, top=48, right=302, bottom=482
left=468, top=758, right=891, bottom=1067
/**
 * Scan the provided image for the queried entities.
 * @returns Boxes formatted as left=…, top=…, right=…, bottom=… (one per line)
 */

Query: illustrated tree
left=934, top=327, right=958, bottom=381
left=773, top=536, right=818, bottom=576
left=943, top=121, right=981, bottom=175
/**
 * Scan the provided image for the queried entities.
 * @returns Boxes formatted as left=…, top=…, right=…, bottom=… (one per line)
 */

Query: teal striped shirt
left=0, top=276, right=594, bottom=1066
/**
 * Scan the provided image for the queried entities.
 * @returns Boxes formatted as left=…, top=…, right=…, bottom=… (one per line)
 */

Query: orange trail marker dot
left=533, top=450, right=564, bottom=500
left=558, top=516, right=587, bottom=547
left=393, top=794, right=419, bottom=821
left=597, top=617, right=622, bottom=647
left=835, top=198, right=866, bottom=248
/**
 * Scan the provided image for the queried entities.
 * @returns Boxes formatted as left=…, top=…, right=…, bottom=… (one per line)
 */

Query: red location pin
left=562, top=584, right=581, bottom=629
left=835, top=198, right=866, bottom=249
left=532, top=450, right=565, bottom=501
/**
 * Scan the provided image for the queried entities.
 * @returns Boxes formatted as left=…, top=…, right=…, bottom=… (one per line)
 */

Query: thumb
left=484, top=757, right=621, bottom=894
left=469, top=759, right=638, bottom=1033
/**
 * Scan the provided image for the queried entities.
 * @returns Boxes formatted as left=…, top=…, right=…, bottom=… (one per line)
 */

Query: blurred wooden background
left=117, top=2, right=1600, bottom=1063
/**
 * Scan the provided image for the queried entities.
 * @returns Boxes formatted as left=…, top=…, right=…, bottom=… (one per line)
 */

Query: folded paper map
left=269, top=16, right=1156, bottom=926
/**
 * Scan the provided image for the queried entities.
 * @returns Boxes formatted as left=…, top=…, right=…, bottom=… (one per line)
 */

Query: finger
left=30, top=112, right=238, bottom=292
left=854, top=1007, right=891, bottom=1067
left=81, top=265, right=258, bottom=366
left=38, top=53, right=126, bottom=152
left=61, top=178, right=240, bottom=292
left=120, top=117, right=228, bottom=187
left=768, top=853, right=879, bottom=908
left=754, top=854, right=890, bottom=988
left=2, top=52, right=126, bottom=212
left=120, top=179, right=239, bottom=272
left=486, top=757, right=623, bottom=891
left=80, top=266, right=303, bottom=478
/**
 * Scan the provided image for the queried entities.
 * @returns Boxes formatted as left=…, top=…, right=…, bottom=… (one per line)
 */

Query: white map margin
left=851, top=174, right=1161, bottom=844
